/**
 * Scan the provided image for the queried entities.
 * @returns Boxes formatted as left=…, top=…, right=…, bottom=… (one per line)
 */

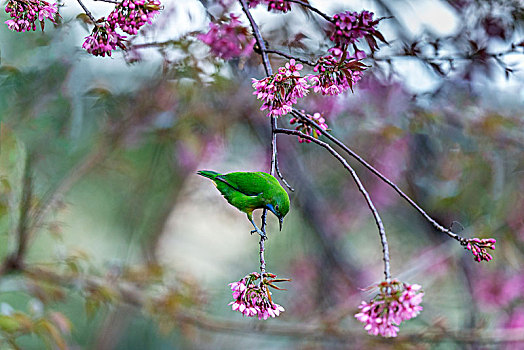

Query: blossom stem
left=274, top=127, right=391, bottom=282
left=76, top=0, right=97, bottom=23
left=239, top=0, right=276, bottom=277
left=284, top=0, right=334, bottom=23
left=262, top=49, right=315, bottom=67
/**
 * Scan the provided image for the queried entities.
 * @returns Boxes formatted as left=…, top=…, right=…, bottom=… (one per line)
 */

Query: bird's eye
left=276, top=205, right=279, bottom=210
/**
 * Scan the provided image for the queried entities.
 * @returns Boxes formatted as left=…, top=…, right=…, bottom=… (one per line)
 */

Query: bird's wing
left=217, top=172, right=273, bottom=197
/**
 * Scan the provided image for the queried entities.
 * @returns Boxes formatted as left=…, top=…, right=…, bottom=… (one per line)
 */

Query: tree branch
left=76, top=0, right=97, bottom=23
left=262, top=49, right=315, bottom=67
left=285, top=0, right=333, bottom=23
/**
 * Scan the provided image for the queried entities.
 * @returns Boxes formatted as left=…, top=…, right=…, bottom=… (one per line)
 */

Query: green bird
left=197, top=170, right=290, bottom=237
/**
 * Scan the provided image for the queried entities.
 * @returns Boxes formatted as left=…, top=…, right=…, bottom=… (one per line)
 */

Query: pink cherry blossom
left=464, top=237, right=496, bottom=262
left=330, top=10, right=380, bottom=50
left=4, top=0, right=57, bottom=32
left=309, top=48, right=367, bottom=96
left=83, top=23, right=127, bottom=57
left=107, top=0, right=161, bottom=35
left=290, top=111, right=328, bottom=143
left=252, top=60, right=310, bottom=117
left=198, top=13, right=255, bottom=60
left=228, top=272, right=286, bottom=320
left=355, top=280, right=424, bottom=338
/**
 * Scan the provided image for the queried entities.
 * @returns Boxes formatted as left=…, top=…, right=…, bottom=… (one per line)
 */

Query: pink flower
left=83, top=23, right=127, bottom=57
left=198, top=13, right=255, bottom=60
left=107, top=0, right=161, bottom=35
left=228, top=272, right=287, bottom=320
left=290, top=111, right=328, bottom=143
left=355, top=280, right=424, bottom=338
left=330, top=10, right=380, bottom=50
left=4, top=0, right=57, bottom=32
left=252, top=60, right=310, bottom=117
left=464, top=237, right=496, bottom=262
left=309, top=48, right=367, bottom=96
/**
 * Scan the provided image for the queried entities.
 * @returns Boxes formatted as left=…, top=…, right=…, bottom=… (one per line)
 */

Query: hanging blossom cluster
left=229, top=272, right=288, bottom=320
left=107, top=0, right=161, bottom=35
left=290, top=112, right=328, bottom=143
left=309, top=47, right=367, bottom=96
left=83, top=0, right=161, bottom=57
left=4, top=0, right=57, bottom=32
left=252, top=59, right=310, bottom=117
left=198, top=14, right=255, bottom=60
left=83, top=23, right=127, bottom=57
left=355, top=280, right=424, bottom=338
left=330, top=10, right=384, bottom=52
left=247, top=0, right=292, bottom=13
left=464, top=238, right=496, bottom=262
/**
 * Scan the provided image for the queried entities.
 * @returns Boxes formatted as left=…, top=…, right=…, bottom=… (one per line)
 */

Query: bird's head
left=266, top=195, right=290, bottom=231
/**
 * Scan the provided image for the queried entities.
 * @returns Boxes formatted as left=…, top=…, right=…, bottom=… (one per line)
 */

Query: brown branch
left=76, top=0, right=97, bottom=23
left=262, top=49, right=315, bottom=67
left=285, top=0, right=333, bottom=23
left=274, top=127, right=391, bottom=282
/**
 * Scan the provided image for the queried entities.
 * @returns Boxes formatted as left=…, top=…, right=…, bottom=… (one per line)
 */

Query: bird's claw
left=251, top=228, right=267, bottom=239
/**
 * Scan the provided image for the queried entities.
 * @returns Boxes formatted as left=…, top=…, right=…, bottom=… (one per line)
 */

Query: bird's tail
left=197, top=170, right=220, bottom=180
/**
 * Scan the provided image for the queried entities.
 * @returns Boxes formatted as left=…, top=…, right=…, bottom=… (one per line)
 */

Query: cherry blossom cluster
left=4, top=0, right=57, bottom=32
left=330, top=10, right=384, bottom=52
left=290, top=112, right=328, bottom=143
left=464, top=238, right=496, bottom=262
left=83, top=0, right=161, bottom=57
left=83, top=23, right=127, bottom=57
left=252, top=59, right=310, bottom=117
left=229, top=272, right=288, bottom=320
left=107, top=0, right=161, bottom=35
left=355, top=280, right=424, bottom=338
left=247, top=0, right=291, bottom=13
left=198, top=14, right=255, bottom=60
left=309, top=48, right=367, bottom=95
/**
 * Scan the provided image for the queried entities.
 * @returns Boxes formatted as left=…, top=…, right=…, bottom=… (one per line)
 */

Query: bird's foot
left=251, top=228, right=267, bottom=239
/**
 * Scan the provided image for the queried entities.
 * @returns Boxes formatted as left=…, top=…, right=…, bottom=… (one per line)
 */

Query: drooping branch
left=76, top=0, right=97, bottom=23
left=274, top=127, right=391, bottom=282
left=290, top=109, right=468, bottom=245
left=285, top=0, right=333, bottom=23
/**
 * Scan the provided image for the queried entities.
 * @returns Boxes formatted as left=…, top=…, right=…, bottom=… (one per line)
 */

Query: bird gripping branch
left=197, top=170, right=290, bottom=237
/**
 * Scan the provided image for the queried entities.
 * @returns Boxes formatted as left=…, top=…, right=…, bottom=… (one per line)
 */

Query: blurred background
left=0, top=0, right=523, bottom=348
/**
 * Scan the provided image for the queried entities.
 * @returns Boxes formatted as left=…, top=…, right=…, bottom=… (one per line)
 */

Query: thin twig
left=262, top=49, right=315, bottom=67
left=275, top=158, right=294, bottom=192
left=285, top=0, right=334, bottom=23
left=290, top=109, right=467, bottom=245
left=239, top=0, right=276, bottom=278
left=240, top=0, right=272, bottom=76
left=76, top=0, right=97, bottom=23
left=274, top=127, right=391, bottom=282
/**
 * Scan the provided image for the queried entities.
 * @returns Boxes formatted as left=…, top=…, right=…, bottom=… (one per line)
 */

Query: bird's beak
left=279, top=217, right=283, bottom=231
